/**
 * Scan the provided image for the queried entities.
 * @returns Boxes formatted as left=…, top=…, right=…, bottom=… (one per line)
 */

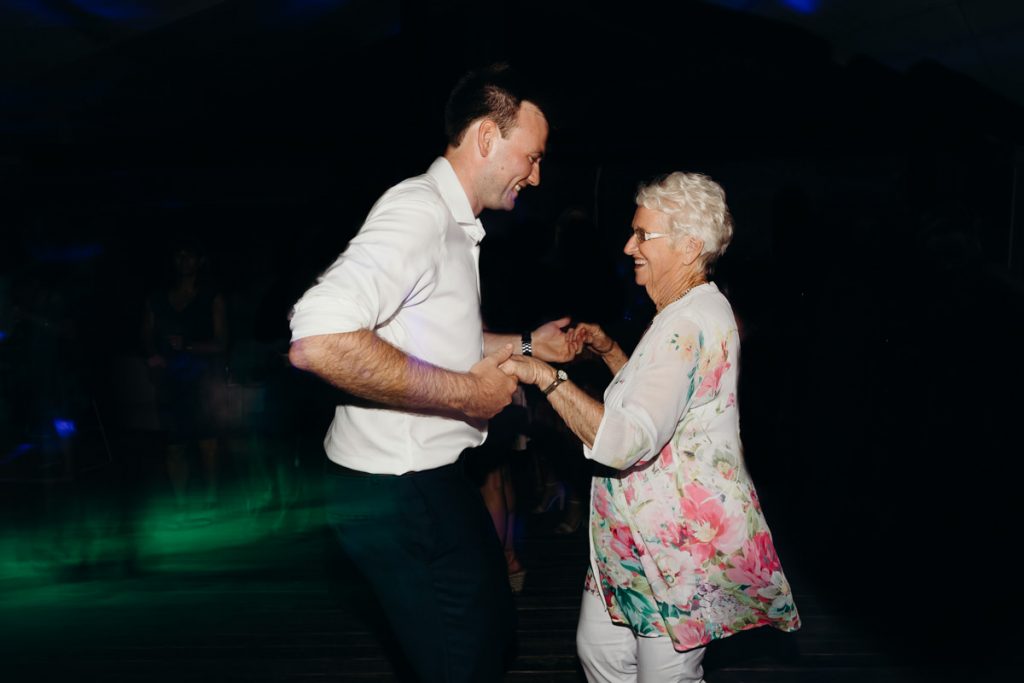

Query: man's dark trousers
left=325, top=458, right=516, bottom=682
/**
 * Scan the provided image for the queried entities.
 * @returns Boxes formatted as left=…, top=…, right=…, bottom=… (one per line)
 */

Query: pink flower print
left=679, top=338, right=697, bottom=362
left=654, top=520, right=687, bottom=548
left=749, top=487, right=762, bottom=512
left=659, top=443, right=674, bottom=468
left=610, top=523, right=639, bottom=562
left=724, top=532, right=782, bottom=597
left=672, top=618, right=708, bottom=650
left=618, top=481, right=634, bottom=507
left=695, top=340, right=731, bottom=399
left=715, top=460, right=736, bottom=480
left=592, top=485, right=613, bottom=518
left=657, top=547, right=699, bottom=603
left=726, top=392, right=736, bottom=407
left=680, top=483, right=745, bottom=564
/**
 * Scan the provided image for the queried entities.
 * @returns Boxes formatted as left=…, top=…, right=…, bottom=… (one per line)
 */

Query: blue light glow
left=53, top=419, right=77, bottom=438
left=0, top=331, right=7, bottom=342
left=29, top=244, right=104, bottom=263
left=1, top=443, right=35, bottom=465
left=280, top=0, right=350, bottom=21
left=781, top=0, right=819, bottom=14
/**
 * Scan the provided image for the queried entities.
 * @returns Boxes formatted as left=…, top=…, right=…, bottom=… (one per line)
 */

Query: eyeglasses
left=633, top=228, right=669, bottom=242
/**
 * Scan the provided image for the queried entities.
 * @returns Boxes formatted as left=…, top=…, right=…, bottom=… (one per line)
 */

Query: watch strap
left=521, top=332, right=533, bottom=357
left=542, top=370, right=567, bottom=396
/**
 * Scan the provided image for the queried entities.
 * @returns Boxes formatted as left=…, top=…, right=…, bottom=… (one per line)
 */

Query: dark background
left=2, top=0, right=1024, bottom=673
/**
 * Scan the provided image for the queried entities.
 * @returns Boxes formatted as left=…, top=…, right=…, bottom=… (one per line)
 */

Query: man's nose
left=527, top=163, right=540, bottom=186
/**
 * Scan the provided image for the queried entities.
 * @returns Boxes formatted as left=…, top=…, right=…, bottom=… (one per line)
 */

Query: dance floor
left=0, top=468, right=1013, bottom=683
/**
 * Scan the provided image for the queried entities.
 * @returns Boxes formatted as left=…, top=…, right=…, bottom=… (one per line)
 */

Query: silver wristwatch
left=521, top=332, right=533, bottom=357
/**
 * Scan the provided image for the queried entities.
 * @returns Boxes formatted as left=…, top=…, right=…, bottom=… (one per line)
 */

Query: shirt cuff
left=289, top=296, right=371, bottom=341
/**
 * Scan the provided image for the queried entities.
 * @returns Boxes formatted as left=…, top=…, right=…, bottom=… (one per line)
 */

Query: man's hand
left=499, top=354, right=555, bottom=389
left=531, top=317, right=581, bottom=362
left=463, top=344, right=519, bottom=419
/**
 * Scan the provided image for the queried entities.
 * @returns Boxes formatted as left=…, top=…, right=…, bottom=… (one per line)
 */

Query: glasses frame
left=633, top=228, right=669, bottom=242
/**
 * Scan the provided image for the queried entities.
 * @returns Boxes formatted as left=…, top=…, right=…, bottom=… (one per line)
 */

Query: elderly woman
left=501, top=172, right=800, bottom=682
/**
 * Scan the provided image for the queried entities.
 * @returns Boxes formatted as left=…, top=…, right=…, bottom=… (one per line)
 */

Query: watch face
left=543, top=369, right=568, bottom=395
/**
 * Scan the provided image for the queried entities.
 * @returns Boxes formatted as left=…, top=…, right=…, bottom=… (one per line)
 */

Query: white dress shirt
left=290, top=157, right=487, bottom=474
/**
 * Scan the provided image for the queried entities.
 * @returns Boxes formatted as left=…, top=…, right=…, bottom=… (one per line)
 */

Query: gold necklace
left=659, top=281, right=706, bottom=311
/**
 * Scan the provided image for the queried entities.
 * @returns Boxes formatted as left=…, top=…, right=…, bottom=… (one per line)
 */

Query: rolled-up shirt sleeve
left=290, top=195, right=446, bottom=341
left=586, top=319, right=703, bottom=470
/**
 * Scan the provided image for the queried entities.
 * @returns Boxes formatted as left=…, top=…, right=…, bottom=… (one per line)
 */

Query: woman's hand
left=499, top=354, right=557, bottom=389
left=570, top=322, right=615, bottom=356
left=531, top=317, right=582, bottom=362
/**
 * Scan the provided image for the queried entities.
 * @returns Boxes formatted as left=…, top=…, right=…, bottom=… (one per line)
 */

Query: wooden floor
left=1, top=484, right=1017, bottom=683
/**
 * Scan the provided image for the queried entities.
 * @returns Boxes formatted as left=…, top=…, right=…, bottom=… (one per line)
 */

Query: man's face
left=481, top=101, right=548, bottom=211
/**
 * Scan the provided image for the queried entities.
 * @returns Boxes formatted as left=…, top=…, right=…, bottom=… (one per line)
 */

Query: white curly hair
left=635, top=172, right=734, bottom=271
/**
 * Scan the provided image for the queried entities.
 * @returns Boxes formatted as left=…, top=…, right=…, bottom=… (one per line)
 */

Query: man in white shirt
left=288, top=64, right=577, bottom=682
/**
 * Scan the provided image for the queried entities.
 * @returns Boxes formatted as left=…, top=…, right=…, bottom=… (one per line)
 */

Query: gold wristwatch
left=542, top=369, right=568, bottom=396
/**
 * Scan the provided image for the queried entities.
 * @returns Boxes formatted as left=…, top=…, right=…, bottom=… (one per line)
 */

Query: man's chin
left=485, top=195, right=516, bottom=212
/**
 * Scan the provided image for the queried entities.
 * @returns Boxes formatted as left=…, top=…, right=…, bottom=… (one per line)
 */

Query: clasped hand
left=567, top=322, right=614, bottom=356
left=468, top=320, right=613, bottom=416
left=498, top=321, right=614, bottom=388
left=465, top=344, right=519, bottom=420
left=526, top=317, right=613, bottom=362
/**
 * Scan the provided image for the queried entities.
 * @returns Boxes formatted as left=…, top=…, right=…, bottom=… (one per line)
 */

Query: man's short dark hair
left=444, top=63, right=541, bottom=147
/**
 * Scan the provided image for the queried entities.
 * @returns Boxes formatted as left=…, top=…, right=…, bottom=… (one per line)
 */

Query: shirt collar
left=427, top=157, right=486, bottom=244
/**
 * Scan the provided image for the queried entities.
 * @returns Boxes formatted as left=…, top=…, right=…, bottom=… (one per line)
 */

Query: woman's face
left=625, top=206, right=690, bottom=305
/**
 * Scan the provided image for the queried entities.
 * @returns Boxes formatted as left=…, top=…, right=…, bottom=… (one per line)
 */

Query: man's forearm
left=484, top=321, right=575, bottom=362
left=483, top=331, right=520, bottom=356
left=289, top=330, right=475, bottom=415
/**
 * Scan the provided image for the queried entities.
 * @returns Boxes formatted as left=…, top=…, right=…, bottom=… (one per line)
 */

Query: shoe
left=508, top=569, right=527, bottom=594
left=531, top=482, right=565, bottom=514
left=553, top=499, right=584, bottom=535
left=505, top=549, right=526, bottom=594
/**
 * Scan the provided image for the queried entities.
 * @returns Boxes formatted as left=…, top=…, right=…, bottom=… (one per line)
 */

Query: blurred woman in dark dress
left=142, top=237, right=227, bottom=511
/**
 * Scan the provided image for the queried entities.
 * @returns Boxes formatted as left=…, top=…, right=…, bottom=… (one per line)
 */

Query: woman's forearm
left=598, top=342, right=628, bottom=375
left=545, top=381, right=604, bottom=449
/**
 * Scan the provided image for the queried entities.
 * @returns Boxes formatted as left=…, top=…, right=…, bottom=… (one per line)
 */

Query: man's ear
left=477, top=118, right=498, bottom=157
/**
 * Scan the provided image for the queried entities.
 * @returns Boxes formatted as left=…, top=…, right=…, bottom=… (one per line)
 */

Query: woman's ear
left=680, top=235, right=705, bottom=265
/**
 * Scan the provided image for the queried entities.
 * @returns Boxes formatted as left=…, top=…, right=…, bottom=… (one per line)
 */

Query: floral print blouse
left=583, top=282, right=800, bottom=651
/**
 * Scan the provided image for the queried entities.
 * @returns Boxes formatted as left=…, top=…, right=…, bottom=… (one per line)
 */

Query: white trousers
left=576, top=588, right=707, bottom=683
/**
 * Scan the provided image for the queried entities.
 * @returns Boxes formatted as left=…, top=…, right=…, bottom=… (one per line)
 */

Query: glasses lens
left=633, top=229, right=646, bottom=242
